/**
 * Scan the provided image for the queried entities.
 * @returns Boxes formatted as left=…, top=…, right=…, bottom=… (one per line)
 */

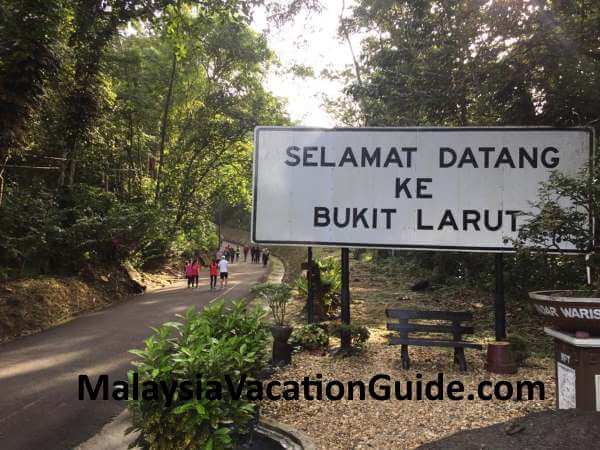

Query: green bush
left=127, top=300, right=269, bottom=449
left=0, top=182, right=220, bottom=277
left=507, top=334, right=531, bottom=366
left=289, top=323, right=329, bottom=351
left=294, top=256, right=342, bottom=318
left=330, top=323, right=370, bottom=350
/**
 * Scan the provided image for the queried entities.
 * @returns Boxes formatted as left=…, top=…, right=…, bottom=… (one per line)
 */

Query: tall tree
left=0, top=0, right=68, bottom=203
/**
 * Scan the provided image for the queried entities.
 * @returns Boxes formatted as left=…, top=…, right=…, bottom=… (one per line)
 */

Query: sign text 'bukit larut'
left=252, top=127, right=592, bottom=252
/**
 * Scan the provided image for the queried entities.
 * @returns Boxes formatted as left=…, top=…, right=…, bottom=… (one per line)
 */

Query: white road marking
left=0, top=398, right=43, bottom=424
left=209, top=283, right=239, bottom=303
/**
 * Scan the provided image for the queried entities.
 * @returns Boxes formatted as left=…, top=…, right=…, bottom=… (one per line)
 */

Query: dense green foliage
left=289, top=322, right=329, bottom=351
left=332, top=0, right=600, bottom=294
left=507, top=333, right=531, bottom=366
left=0, top=1, right=291, bottom=278
left=330, top=322, right=370, bottom=351
left=295, top=256, right=342, bottom=317
left=127, top=301, right=270, bottom=449
left=518, top=165, right=600, bottom=252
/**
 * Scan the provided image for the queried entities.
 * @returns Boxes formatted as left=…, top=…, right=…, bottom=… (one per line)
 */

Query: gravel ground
left=260, top=252, right=560, bottom=449
left=261, top=329, right=555, bottom=449
left=418, top=409, right=600, bottom=450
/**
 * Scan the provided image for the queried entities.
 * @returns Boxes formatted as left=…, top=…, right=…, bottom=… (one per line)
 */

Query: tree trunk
left=154, top=52, right=177, bottom=205
left=0, top=155, right=8, bottom=206
left=339, top=0, right=367, bottom=126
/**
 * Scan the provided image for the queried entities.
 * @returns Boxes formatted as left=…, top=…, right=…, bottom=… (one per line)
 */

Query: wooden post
left=341, top=247, right=351, bottom=349
left=307, top=246, right=315, bottom=323
left=494, top=253, right=506, bottom=341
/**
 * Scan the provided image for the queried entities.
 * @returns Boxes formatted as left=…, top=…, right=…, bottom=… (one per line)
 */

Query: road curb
left=77, top=410, right=317, bottom=450
left=75, top=410, right=135, bottom=450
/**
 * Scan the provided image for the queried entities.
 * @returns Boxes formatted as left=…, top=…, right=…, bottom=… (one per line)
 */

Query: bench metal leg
left=455, top=348, right=467, bottom=372
left=401, top=345, right=410, bottom=369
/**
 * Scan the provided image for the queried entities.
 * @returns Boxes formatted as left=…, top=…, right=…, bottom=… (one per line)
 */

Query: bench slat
left=387, top=323, right=474, bottom=335
left=386, top=308, right=473, bottom=321
left=389, top=336, right=482, bottom=350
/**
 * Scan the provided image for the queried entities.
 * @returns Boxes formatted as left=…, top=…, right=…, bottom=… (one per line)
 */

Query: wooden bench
left=386, top=308, right=483, bottom=372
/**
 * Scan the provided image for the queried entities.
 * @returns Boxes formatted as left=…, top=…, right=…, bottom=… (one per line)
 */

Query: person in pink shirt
left=184, top=260, right=194, bottom=288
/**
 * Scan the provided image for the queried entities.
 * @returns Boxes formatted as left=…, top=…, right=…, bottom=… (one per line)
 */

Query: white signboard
left=557, top=362, right=577, bottom=409
left=252, top=127, right=592, bottom=251
left=596, top=374, right=600, bottom=412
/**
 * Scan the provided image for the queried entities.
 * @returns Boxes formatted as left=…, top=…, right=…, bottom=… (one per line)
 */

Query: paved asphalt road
left=0, top=259, right=268, bottom=450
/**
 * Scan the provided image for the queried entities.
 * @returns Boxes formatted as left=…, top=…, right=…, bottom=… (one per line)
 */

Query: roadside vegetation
left=0, top=2, right=289, bottom=283
left=2, top=0, right=600, bottom=449
left=128, top=300, right=270, bottom=449
left=0, top=1, right=309, bottom=339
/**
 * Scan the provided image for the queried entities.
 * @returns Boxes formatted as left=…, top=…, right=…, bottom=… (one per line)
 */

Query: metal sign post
left=307, top=246, right=315, bottom=323
left=494, top=253, right=506, bottom=341
left=340, top=248, right=351, bottom=349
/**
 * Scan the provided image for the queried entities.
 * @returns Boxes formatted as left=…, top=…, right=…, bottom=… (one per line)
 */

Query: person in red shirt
left=184, top=260, right=194, bottom=288
left=191, top=259, right=200, bottom=288
left=209, top=259, right=218, bottom=290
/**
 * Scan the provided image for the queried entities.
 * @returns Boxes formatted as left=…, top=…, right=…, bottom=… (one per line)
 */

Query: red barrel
left=486, top=341, right=517, bottom=374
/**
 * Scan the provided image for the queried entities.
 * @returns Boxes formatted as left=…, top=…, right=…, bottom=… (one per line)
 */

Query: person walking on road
left=209, top=259, right=218, bottom=290
left=191, top=258, right=200, bottom=288
left=235, top=246, right=240, bottom=262
left=243, top=245, right=249, bottom=262
left=184, top=260, right=194, bottom=288
left=262, top=248, right=270, bottom=267
left=218, top=255, right=229, bottom=289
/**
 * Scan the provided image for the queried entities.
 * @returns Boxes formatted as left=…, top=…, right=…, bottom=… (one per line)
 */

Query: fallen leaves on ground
left=262, top=253, right=556, bottom=449
left=261, top=330, right=554, bottom=449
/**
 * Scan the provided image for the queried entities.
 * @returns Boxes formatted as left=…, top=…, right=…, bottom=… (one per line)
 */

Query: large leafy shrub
left=127, top=300, right=269, bottom=449
left=330, top=323, right=370, bottom=351
left=289, top=323, right=329, bottom=351
left=295, top=257, right=341, bottom=318
left=518, top=168, right=598, bottom=252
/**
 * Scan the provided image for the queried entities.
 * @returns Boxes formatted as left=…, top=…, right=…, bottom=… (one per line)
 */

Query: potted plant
left=251, top=283, right=294, bottom=365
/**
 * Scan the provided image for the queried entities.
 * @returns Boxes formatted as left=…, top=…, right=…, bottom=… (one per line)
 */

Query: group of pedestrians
left=249, top=245, right=270, bottom=266
left=184, top=259, right=201, bottom=288
left=183, top=243, right=271, bottom=291
left=184, top=255, right=229, bottom=291
left=222, top=244, right=239, bottom=263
